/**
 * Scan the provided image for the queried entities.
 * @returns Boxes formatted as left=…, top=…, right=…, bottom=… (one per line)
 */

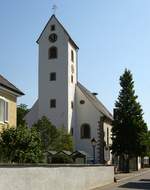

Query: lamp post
left=91, top=138, right=97, bottom=164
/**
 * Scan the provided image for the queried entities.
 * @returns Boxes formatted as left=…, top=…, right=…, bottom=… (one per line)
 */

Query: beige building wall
left=0, top=90, right=17, bottom=129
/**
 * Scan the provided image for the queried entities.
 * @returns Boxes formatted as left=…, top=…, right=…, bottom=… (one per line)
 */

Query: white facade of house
left=25, top=15, right=113, bottom=163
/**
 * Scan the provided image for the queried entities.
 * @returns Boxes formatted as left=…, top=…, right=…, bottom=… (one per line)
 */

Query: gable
left=36, top=15, right=79, bottom=49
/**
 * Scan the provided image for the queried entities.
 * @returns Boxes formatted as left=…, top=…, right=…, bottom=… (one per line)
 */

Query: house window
left=50, top=72, right=56, bottom=81
left=0, top=98, right=8, bottom=123
left=49, top=47, right=57, bottom=59
left=71, top=75, right=73, bottom=83
left=81, top=123, right=91, bottom=139
left=71, top=50, right=74, bottom=62
left=51, top=25, right=55, bottom=31
left=71, top=101, right=74, bottom=109
left=50, top=99, right=56, bottom=108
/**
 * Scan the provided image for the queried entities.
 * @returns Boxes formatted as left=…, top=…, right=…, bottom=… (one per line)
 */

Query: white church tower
left=36, top=15, right=78, bottom=133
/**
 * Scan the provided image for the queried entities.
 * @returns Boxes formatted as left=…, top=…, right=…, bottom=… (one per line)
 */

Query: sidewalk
left=115, top=167, right=150, bottom=182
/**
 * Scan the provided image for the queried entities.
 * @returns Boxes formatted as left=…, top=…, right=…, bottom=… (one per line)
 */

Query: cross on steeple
left=52, top=4, right=57, bottom=15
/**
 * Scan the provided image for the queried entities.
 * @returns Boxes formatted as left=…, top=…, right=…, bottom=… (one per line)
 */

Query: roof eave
left=0, top=84, right=24, bottom=97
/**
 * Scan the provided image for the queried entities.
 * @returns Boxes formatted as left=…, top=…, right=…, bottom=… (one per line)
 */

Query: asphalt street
left=95, top=170, right=150, bottom=190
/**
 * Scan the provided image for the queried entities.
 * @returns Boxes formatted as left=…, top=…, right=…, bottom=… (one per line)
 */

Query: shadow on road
left=140, top=179, right=150, bottom=181
left=119, top=180, right=150, bottom=189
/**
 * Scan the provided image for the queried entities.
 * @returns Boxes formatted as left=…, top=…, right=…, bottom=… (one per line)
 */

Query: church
left=25, top=14, right=113, bottom=163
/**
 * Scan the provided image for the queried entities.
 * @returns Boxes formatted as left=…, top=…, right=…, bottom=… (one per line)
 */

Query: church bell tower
left=37, top=15, right=79, bottom=133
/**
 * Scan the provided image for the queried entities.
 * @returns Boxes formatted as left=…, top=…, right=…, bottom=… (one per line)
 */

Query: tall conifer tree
left=112, top=69, right=147, bottom=171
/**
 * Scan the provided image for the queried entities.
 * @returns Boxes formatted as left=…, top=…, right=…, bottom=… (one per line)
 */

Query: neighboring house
left=25, top=14, right=113, bottom=163
left=0, top=75, right=24, bottom=128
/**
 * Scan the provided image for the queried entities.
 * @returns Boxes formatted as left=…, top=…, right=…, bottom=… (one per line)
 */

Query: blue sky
left=0, top=0, right=150, bottom=127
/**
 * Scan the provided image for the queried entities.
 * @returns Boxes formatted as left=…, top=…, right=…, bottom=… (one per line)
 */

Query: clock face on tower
left=49, top=33, right=57, bottom=43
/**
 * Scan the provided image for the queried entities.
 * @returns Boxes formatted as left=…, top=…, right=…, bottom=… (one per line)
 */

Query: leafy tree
left=17, top=104, right=29, bottom=126
left=0, top=127, right=16, bottom=163
left=53, top=127, right=73, bottom=152
left=0, top=125, right=42, bottom=163
left=111, top=69, right=147, bottom=171
left=142, top=130, right=150, bottom=157
left=32, top=116, right=59, bottom=151
left=32, top=117, right=73, bottom=152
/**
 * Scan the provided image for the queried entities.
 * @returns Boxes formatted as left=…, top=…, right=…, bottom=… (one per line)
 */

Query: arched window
left=49, top=47, right=57, bottom=59
left=81, top=123, right=91, bottom=139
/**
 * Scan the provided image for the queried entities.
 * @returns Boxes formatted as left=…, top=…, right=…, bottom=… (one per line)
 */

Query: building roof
left=55, top=150, right=72, bottom=156
left=0, top=75, right=24, bottom=96
left=71, top=150, right=88, bottom=157
left=62, top=150, right=72, bottom=156
left=37, top=15, right=79, bottom=50
left=77, top=82, right=113, bottom=120
left=47, top=151, right=57, bottom=155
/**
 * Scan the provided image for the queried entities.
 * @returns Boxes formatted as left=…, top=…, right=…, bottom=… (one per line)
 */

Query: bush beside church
left=0, top=116, right=74, bottom=164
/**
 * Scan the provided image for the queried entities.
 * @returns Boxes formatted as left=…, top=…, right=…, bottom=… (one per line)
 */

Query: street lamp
left=91, top=138, right=97, bottom=164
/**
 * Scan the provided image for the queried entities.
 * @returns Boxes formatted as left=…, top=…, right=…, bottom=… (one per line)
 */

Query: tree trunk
left=123, top=155, right=130, bottom=173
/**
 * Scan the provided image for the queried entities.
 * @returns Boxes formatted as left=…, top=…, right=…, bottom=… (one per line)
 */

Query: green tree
left=112, top=69, right=147, bottom=172
left=17, top=104, right=29, bottom=126
left=32, top=116, right=59, bottom=151
left=53, top=127, right=73, bottom=152
left=32, top=117, right=73, bottom=152
left=142, top=130, right=150, bottom=157
left=0, top=125, right=42, bottom=163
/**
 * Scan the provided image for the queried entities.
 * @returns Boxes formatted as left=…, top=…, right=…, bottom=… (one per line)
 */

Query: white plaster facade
left=25, top=15, right=113, bottom=163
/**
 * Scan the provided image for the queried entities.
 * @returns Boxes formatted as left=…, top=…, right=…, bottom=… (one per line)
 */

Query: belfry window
left=71, top=75, right=74, bottom=83
left=80, top=123, right=91, bottom=139
left=71, top=50, right=74, bottom=62
left=51, top=25, right=55, bottom=31
left=49, top=47, right=57, bottom=59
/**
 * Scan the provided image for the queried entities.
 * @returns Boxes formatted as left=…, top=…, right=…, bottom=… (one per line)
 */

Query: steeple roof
left=37, top=15, right=79, bottom=50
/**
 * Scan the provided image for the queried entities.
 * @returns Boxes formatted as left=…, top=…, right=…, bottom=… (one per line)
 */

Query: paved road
left=96, top=170, right=150, bottom=190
